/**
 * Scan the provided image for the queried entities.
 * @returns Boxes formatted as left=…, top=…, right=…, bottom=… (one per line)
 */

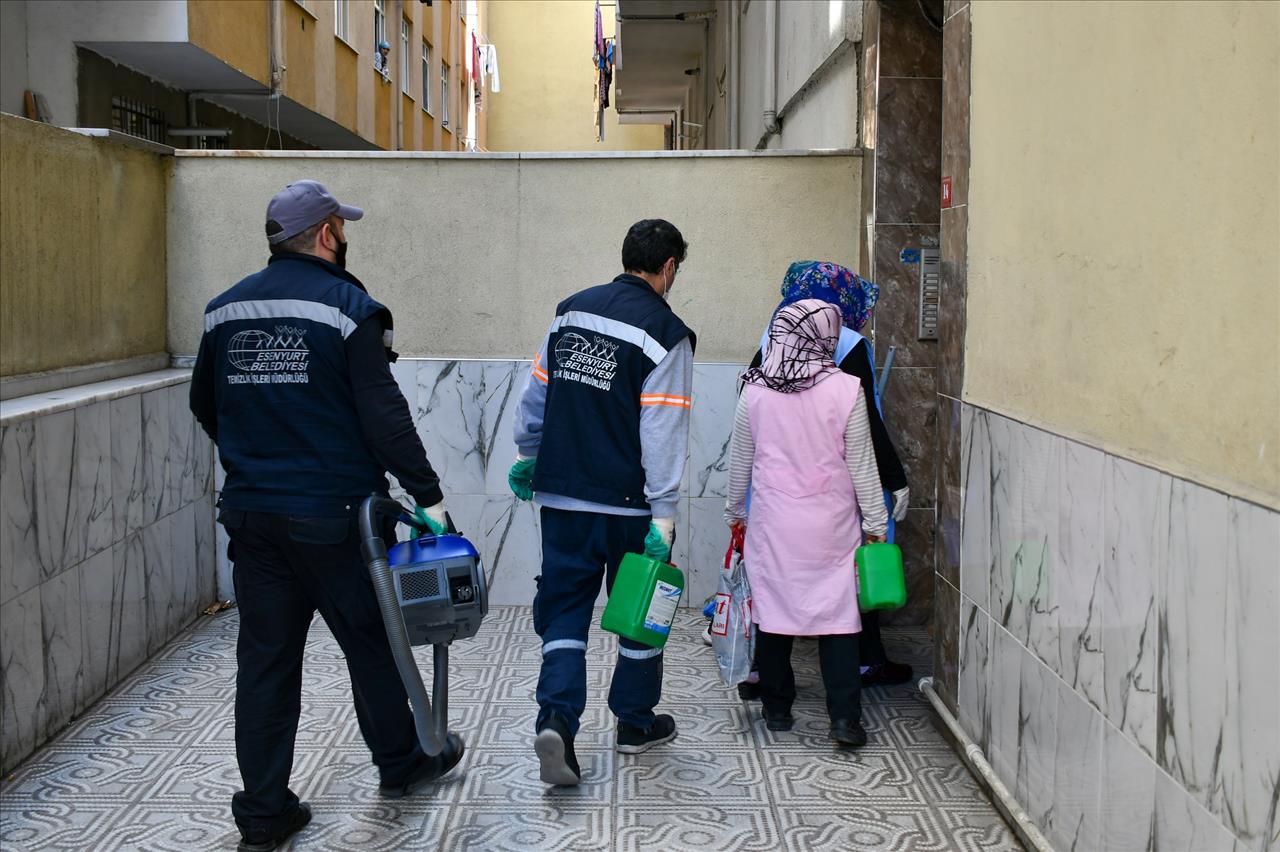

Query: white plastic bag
left=711, top=528, right=755, bottom=686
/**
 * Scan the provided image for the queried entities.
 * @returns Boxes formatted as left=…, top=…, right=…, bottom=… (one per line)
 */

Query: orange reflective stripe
left=640, top=394, right=691, bottom=409
left=532, top=352, right=549, bottom=383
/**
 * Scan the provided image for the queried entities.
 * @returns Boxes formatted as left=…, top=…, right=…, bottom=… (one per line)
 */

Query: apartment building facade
left=0, top=0, right=488, bottom=151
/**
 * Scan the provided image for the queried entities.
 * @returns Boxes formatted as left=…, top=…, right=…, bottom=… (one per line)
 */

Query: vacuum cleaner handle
left=358, top=495, right=451, bottom=756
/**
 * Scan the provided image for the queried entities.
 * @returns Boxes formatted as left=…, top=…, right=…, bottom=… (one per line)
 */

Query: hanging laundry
left=472, top=33, right=482, bottom=109
left=479, top=44, right=501, bottom=93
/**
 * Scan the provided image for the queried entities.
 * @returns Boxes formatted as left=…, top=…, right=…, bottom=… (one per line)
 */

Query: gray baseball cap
left=265, top=180, right=364, bottom=244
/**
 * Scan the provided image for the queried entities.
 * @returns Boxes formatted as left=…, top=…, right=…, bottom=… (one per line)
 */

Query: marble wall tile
left=1153, top=769, right=1240, bottom=852
left=877, top=0, right=944, bottom=78
left=76, top=401, right=114, bottom=562
left=0, top=585, right=44, bottom=774
left=143, top=511, right=175, bottom=656
left=1057, top=441, right=1105, bottom=713
left=109, top=534, right=150, bottom=683
left=35, top=410, right=82, bottom=580
left=140, top=388, right=171, bottom=524
left=881, top=367, right=937, bottom=509
left=193, top=496, right=218, bottom=607
left=110, top=394, right=145, bottom=542
left=169, top=384, right=201, bottom=509
left=1, top=420, right=40, bottom=605
left=874, top=77, right=944, bottom=226
left=689, top=364, right=743, bottom=499
left=475, top=496, right=538, bottom=608
left=413, top=361, right=497, bottom=496
left=871, top=225, right=941, bottom=369
left=960, top=405, right=990, bottom=611
left=80, top=546, right=127, bottom=704
left=941, top=2, right=971, bottom=209
left=937, top=206, right=967, bottom=399
left=932, top=575, right=959, bottom=712
left=957, top=597, right=989, bottom=751
left=1159, top=479, right=1231, bottom=819
left=986, top=622, right=1022, bottom=789
left=936, top=396, right=961, bottom=589
left=1045, top=672, right=1103, bottom=852
left=479, top=362, right=527, bottom=498
left=1218, top=498, right=1280, bottom=848
left=883, top=507, right=935, bottom=627
left=170, top=503, right=201, bottom=626
left=684, top=498, right=731, bottom=612
left=39, top=566, right=85, bottom=733
left=1102, top=456, right=1166, bottom=760
left=1015, top=648, right=1059, bottom=829
left=1101, top=720, right=1157, bottom=851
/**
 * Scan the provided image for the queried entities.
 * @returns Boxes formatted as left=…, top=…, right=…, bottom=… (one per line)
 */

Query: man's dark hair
left=267, top=217, right=330, bottom=256
left=621, top=219, right=688, bottom=275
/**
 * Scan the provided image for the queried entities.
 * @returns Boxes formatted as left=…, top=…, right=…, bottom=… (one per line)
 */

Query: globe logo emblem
left=228, top=330, right=275, bottom=371
left=554, top=332, right=615, bottom=367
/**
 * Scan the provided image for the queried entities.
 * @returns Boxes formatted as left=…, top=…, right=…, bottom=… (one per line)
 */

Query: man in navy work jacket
left=509, top=219, right=696, bottom=786
left=190, top=180, right=463, bottom=852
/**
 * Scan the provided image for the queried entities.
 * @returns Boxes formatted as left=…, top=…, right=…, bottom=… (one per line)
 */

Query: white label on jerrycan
left=643, top=580, right=682, bottom=634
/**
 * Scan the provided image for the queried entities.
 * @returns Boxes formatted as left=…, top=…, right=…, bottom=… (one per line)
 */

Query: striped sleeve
left=639, top=337, right=693, bottom=519
left=724, top=391, right=754, bottom=525
left=846, top=395, right=889, bottom=536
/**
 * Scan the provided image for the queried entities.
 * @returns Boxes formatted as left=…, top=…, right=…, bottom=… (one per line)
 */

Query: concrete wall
left=964, top=0, right=1279, bottom=509
left=486, top=1, right=664, bottom=152
left=0, top=116, right=169, bottom=378
left=166, top=150, right=863, bottom=361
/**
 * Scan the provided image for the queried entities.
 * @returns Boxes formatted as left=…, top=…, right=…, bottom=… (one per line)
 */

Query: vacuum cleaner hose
left=359, top=496, right=446, bottom=756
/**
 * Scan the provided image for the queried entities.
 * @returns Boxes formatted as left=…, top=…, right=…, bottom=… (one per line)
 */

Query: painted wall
left=165, top=151, right=862, bottom=361
left=486, top=0, right=664, bottom=152
left=964, top=0, right=1279, bottom=508
left=0, top=0, right=29, bottom=118
left=0, top=116, right=169, bottom=378
left=15, top=0, right=189, bottom=127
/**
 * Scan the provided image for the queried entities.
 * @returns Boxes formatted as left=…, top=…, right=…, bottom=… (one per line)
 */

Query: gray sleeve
left=846, top=395, right=890, bottom=536
left=512, top=332, right=551, bottom=457
left=639, top=337, right=694, bottom=520
left=724, top=392, right=753, bottom=524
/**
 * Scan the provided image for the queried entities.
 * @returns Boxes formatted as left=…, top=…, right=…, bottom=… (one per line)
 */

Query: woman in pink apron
left=724, top=300, right=889, bottom=748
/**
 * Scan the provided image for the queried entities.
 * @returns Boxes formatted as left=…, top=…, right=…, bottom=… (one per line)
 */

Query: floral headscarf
left=778, top=261, right=879, bottom=332
left=741, top=300, right=842, bottom=394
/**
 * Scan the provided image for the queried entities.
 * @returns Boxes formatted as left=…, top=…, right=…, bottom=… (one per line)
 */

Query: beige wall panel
left=486, top=0, right=664, bottom=152
left=965, top=0, right=1279, bottom=506
left=167, top=153, right=861, bottom=363
left=0, top=117, right=167, bottom=377
left=283, top=2, right=318, bottom=112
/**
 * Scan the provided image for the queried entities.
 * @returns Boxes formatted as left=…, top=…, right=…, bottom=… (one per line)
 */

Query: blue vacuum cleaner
left=358, top=496, right=489, bottom=757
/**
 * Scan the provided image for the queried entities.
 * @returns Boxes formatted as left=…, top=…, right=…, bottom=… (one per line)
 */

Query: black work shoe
left=237, top=802, right=312, bottom=852
left=378, top=733, right=466, bottom=798
left=830, top=719, right=868, bottom=748
left=763, top=709, right=795, bottom=732
left=737, top=681, right=761, bottom=701
left=616, top=713, right=678, bottom=754
left=861, top=661, right=914, bottom=688
left=535, top=713, right=582, bottom=786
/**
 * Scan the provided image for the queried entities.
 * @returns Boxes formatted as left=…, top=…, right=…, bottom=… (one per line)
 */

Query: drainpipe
left=268, top=0, right=285, bottom=92
left=918, top=679, right=1055, bottom=852
left=728, top=0, right=739, bottom=148
left=762, top=0, right=780, bottom=138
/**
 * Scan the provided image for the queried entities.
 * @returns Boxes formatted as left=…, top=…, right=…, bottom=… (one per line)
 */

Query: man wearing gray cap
left=190, top=180, right=462, bottom=852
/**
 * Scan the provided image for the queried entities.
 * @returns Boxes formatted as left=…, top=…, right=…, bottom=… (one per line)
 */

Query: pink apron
left=743, top=374, right=864, bottom=636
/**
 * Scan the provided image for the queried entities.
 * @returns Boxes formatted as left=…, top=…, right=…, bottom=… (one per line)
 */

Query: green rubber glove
left=412, top=502, right=449, bottom=536
left=509, top=455, right=536, bottom=501
left=643, top=517, right=675, bottom=563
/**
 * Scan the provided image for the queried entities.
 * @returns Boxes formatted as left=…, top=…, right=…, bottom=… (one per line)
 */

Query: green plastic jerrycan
left=601, top=553, right=685, bottom=649
left=856, top=542, right=907, bottom=612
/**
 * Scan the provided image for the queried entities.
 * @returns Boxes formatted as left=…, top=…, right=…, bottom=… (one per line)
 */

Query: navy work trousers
left=222, top=509, right=427, bottom=835
left=533, top=506, right=663, bottom=736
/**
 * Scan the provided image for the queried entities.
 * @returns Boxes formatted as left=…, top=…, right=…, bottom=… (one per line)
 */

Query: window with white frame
left=421, top=40, right=432, bottom=112
left=441, top=62, right=450, bottom=127
left=334, top=0, right=349, bottom=41
left=400, top=19, right=410, bottom=94
left=373, top=0, right=386, bottom=53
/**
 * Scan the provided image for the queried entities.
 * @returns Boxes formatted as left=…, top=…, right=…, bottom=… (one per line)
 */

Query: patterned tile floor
left=0, top=608, right=1022, bottom=852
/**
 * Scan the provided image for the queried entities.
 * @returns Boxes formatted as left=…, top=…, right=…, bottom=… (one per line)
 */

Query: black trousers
left=755, top=629, right=861, bottom=724
left=222, top=509, right=426, bottom=834
left=859, top=610, right=888, bottom=666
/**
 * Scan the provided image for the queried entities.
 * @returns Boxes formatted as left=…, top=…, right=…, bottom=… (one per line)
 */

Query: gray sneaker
left=616, top=714, right=678, bottom=754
